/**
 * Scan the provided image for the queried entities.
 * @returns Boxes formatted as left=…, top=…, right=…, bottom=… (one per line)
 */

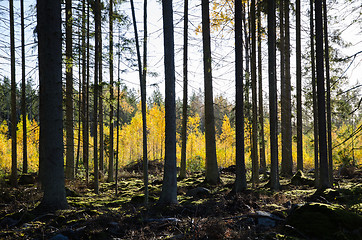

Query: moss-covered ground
left=1, top=163, right=362, bottom=239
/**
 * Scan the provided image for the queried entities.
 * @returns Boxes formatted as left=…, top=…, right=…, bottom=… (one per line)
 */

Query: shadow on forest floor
left=1, top=163, right=362, bottom=239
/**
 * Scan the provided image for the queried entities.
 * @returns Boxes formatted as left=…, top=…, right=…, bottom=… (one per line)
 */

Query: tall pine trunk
left=159, top=0, right=178, bottom=205
left=108, top=0, right=115, bottom=183
left=315, top=0, right=330, bottom=189
left=202, top=0, right=219, bottom=185
left=251, top=0, right=259, bottom=187
left=37, top=0, right=68, bottom=210
left=323, top=0, right=333, bottom=185
left=310, top=0, right=319, bottom=186
left=234, top=0, right=247, bottom=192
left=10, top=0, right=17, bottom=187
left=296, top=0, right=303, bottom=171
left=268, top=0, right=280, bottom=191
left=257, top=0, right=266, bottom=175
left=180, top=0, right=189, bottom=179
left=65, top=0, right=75, bottom=180
left=21, top=0, right=28, bottom=174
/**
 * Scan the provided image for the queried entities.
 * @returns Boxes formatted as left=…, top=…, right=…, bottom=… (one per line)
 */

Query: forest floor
left=1, top=162, right=362, bottom=240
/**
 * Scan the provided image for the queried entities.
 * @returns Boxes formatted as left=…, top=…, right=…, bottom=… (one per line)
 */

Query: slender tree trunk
left=108, top=0, right=115, bottom=183
left=76, top=28, right=81, bottom=177
left=234, top=0, right=247, bottom=193
left=116, top=81, right=120, bottom=196
left=257, top=0, right=266, bottom=175
left=10, top=0, right=17, bottom=187
left=268, top=0, right=280, bottom=191
left=65, top=0, right=75, bottom=180
left=310, top=0, right=319, bottom=186
left=315, top=0, right=330, bottom=189
left=296, top=0, right=303, bottom=171
left=180, top=0, right=189, bottom=179
left=251, top=0, right=259, bottom=187
left=159, top=0, right=178, bottom=205
left=202, top=0, right=219, bottom=185
left=93, top=0, right=100, bottom=194
left=99, top=32, right=104, bottom=176
left=37, top=0, right=68, bottom=210
left=323, top=0, right=333, bottom=185
left=84, top=0, right=90, bottom=184
left=21, top=0, right=28, bottom=174
left=142, top=0, right=149, bottom=205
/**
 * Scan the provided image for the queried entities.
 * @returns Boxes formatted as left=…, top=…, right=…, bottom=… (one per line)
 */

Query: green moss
left=287, top=202, right=362, bottom=239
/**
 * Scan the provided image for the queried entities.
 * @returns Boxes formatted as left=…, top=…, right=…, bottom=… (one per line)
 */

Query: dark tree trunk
left=10, top=0, right=17, bottom=187
left=99, top=31, right=104, bottom=176
left=257, top=0, right=266, bottom=175
left=65, top=0, right=75, bottom=180
left=202, top=0, right=219, bottom=185
left=142, top=0, right=149, bottom=205
left=84, top=0, right=90, bottom=184
left=310, top=0, right=319, bottom=186
left=234, top=0, right=247, bottom=192
left=21, top=0, right=28, bottom=174
left=93, top=0, right=100, bottom=194
left=108, top=0, right=115, bottom=183
left=315, top=0, right=330, bottom=189
left=159, top=0, right=178, bottom=205
left=323, top=0, right=333, bottom=185
left=251, top=0, right=259, bottom=187
left=37, top=0, right=68, bottom=210
left=180, top=0, right=189, bottom=180
left=296, top=0, right=303, bottom=171
left=268, top=0, right=280, bottom=191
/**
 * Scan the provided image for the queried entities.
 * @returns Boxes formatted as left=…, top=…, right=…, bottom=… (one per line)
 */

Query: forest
left=0, top=0, right=361, bottom=239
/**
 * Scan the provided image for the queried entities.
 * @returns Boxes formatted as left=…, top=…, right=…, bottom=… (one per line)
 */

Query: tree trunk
left=159, top=0, right=178, bottom=205
left=10, top=0, right=17, bottom=187
left=234, top=0, right=247, bottom=193
left=323, top=0, right=333, bottom=186
left=21, top=0, right=28, bottom=174
left=108, top=0, right=115, bottom=183
left=202, top=0, right=219, bottom=185
left=37, top=0, right=68, bottom=210
left=268, top=0, right=280, bottom=191
left=251, top=0, right=259, bottom=187
left=180, top=0, right=189, bottom=180
left=315, top=0, right=330, bottom=189
left=84, top=0, right=90, bottom=184
left=142, top=0, right=149, bottom=205
left=93, top=0, right=100, bottom=194
left=257, top=0, right=266, bottom=175
left=99, top=31, right=104, bottom=176
left=310, top=0, right=319, bottom=186
left=65, top=0, right=75, bottom=180
left=296, top=0, right=303, bottom=171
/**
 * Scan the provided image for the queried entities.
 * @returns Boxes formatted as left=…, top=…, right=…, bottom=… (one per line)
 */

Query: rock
left=65, top=187, right=80, bottom=197
left=186, top=187, right=211, bottom=198
left=49, top=234, right=69, bottom=240
left=290, top=170, right=314, bottom=187
left=18, top=173, right=37, bottom=185
left=287, top=202, right=362, bottom=239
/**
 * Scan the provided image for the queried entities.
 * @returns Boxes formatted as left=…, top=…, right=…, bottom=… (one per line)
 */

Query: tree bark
left=296, top=0, right=303, bottom=171
left=21, top=0, right=28, bottom=174
left=323, top=0, right=333, bottom=185
left=257, top=0, right=266, bottom=175
left=268, top=0, right=280, bottom=191
left=251, top=0, right=259, bottom=187
left=180, top=0, right=189, bottom=180
left=234, top=0, right=247, bottom=193
left=159, top=0, right=178, bottom=205
left=202, top=0, right=219, bottom=185
left=65, top=0, right=75, bottom=180
left=315, top=0, right=330, bottom=189
left=37, top=0, right=68, bottom=210
left=310, top=0, right=319, bottom=186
